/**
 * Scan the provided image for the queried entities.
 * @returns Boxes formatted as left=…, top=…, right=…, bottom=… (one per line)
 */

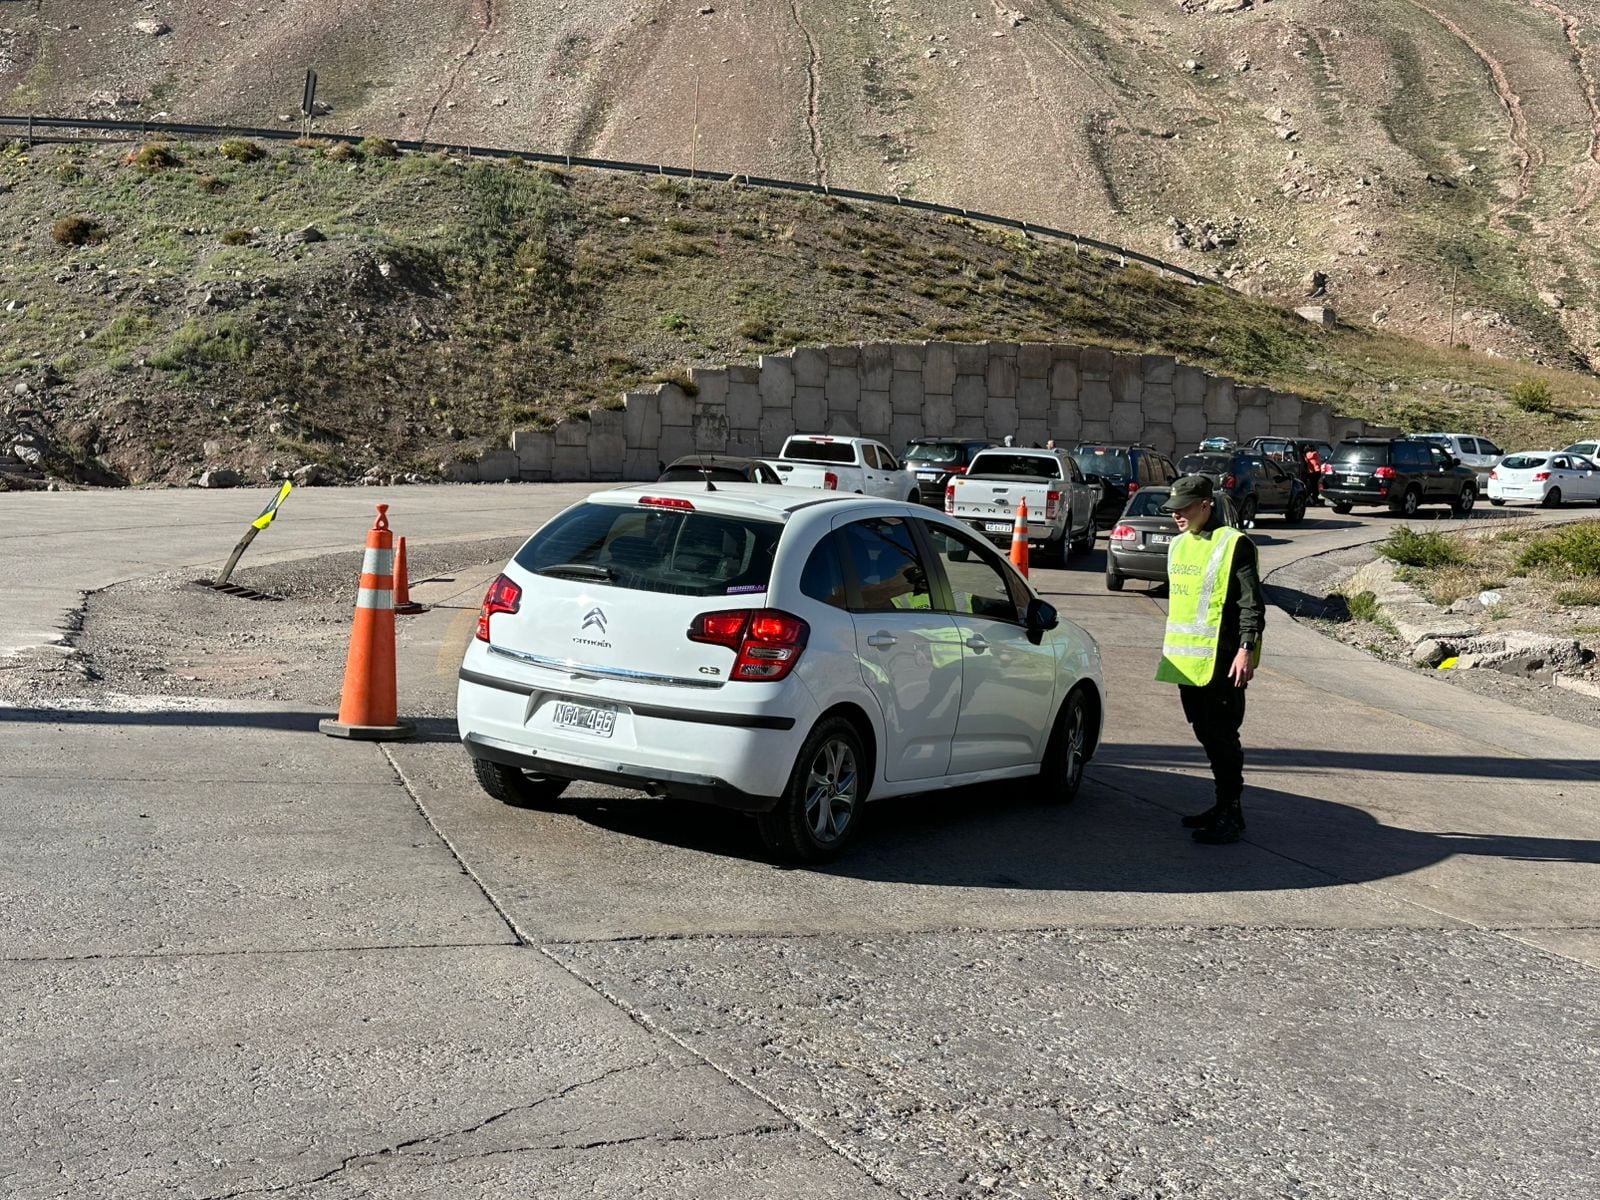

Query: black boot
left=1181, top=804, right=1221, bottom=829
left=1193, top=800, right=1244, bottom=844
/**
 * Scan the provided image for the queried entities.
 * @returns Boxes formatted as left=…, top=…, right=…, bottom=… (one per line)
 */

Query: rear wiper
left=537, top=563, right=615, bottom=581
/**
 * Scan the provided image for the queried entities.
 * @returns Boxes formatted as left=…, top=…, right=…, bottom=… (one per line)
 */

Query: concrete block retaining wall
left=457, top=341, right=1392, bottom=482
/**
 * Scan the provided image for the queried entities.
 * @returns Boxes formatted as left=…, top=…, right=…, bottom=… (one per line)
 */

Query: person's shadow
left=556, top=753, right=1600, bottom=889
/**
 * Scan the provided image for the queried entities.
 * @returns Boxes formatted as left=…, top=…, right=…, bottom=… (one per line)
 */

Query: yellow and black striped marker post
left=210, top=481, right=293, bottom=589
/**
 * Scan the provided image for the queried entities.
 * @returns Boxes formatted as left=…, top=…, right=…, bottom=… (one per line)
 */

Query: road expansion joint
left=539, top=944, right=916, bottom=1198
left=0, top=939, right=517, bottom=966
left=381, top=743, right=535, bottom=946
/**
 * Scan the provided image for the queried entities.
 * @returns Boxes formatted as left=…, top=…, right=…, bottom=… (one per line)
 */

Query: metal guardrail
left=0, top=112, right=1220, bottom=287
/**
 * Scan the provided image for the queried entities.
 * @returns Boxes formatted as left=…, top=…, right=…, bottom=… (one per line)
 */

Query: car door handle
left=866, top=632, right=897, bottom=648
left=965, top=634, right=990, bottom=652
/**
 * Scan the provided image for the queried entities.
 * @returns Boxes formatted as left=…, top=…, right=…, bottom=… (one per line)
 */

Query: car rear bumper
left=455, top=659, right=809, bottom=806
left=1108, top=546, right=1168, bottom=581
left=1320, top=486, right=1390, bottom=506
left=463, top=732, right=777, bottom=811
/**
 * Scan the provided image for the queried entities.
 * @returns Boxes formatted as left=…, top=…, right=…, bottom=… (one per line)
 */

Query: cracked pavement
left=2, top=486, right=1598, bottom=1197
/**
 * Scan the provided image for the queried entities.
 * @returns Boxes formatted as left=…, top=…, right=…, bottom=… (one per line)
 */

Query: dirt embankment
left=7, top=1, right=1600, bottom=363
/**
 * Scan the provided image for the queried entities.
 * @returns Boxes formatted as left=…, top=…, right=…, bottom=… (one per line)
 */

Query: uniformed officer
left=1155, top=474, right=1264, bottom=844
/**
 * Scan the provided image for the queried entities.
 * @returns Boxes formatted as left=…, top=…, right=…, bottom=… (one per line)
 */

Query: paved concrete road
left=3, top=486, right=1597, bottom=1198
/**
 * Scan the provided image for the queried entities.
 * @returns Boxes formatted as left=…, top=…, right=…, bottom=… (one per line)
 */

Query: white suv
left=1411, top=432, right=1503, bottom=476
left=456, top=483, right=1105, bottom=862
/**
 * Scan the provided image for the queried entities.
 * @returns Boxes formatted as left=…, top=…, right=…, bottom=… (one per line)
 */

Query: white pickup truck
left=763, top=435, right=921, bottom=501
left=946, top=447, right=1099, bottom=566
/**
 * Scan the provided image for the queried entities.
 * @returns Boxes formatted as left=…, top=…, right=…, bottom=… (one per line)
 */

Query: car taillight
left=688, top=608, right=810, bottom=681
left=1489, top=469, right=1498, bottom=480
left=1222, top=474, right=1236, bottom=489
left=949, top=465, right=967, bottom=475
left=1045, top=489, right=1062, bottom=521
left=639, top=495, right=695, bottom=510
left=1320, top=463, right=1334, bottom=474
left=824, top=471, right=839, bottom=490
left=945, top=483, right=956, bottom=514
left=1374, top=466, right=1397, bottom=480
left=1128, top=481, right=1140, bottom=495
left=476, top=573, right=522, bottom=642
left=1533, top=471, right=1551, bottom=481
left=1110, top=524, right=1137, bottom=542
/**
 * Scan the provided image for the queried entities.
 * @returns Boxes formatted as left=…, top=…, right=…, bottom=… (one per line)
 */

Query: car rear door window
left=838, top=518, right=934, bottom=612
left=1334, top=443, right=1386, bottom=466
left=781, top=438, right=855, bottom=464
left=800, top=534, right=848, bottom=609
left=862, top=444, right=882, bottom=470
left=920, top=523, right=1023, bottom=623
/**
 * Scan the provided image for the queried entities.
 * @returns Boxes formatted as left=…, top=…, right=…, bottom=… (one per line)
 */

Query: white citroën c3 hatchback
left=456, top=483, right=1106, bottom=863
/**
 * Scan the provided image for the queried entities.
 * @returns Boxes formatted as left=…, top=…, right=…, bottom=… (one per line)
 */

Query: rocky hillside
left=6, top=0, right=1600, bottom=369
left=1, top=137, right=1594, bottom=488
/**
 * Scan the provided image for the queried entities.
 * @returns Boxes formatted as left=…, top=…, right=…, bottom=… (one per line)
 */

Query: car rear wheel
left=1284, top=494, right=1307, bottom=524
left=1105, top=563, right=1125, bottom=591
left=1543, top=487, right=1563, bottom=508
left=757, top=716, right=866, bottom=863
left=1392, top=487, right=1420, bottom=517
left=1331, top=501, right=1353, bottom=515
left=1073, top=514, right=1098, bottom=552
left=471, top=757, right=571, bottom=809
left=1490, top=498, right=1506, bottom=507
left=1037, top=687, right=1091, bottom=804
left=1452, top=486, right=1476, bottom=516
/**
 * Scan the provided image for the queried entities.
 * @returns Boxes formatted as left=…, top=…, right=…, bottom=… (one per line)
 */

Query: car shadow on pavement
left=1109, top=742, right=1600, bottom=783
left=0, top=707, right=464, bottom=745
left=557, top=761, right=1600, bottom=890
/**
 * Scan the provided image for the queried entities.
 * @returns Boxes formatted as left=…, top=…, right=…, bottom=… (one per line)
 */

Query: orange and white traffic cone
left=1010, top=497, right=1030, bottom=578
left=319, top=504, right=414, bottom=740
left=393, top=535, right=425, bottom=615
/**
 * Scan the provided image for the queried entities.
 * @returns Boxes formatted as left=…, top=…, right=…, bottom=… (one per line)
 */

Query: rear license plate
left=1345, top=475, right=1364, bottom=485
left=918, top=471, right=939, bottom=480
left=1150, top=533, right=1171, bottom=545
left=551, top=701, right=616, bottom=738
left=985, top=521, right=1012, bottom=533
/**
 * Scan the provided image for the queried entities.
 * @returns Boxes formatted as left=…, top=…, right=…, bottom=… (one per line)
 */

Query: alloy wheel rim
left=1062, top=703, right=1086, bottom=790
left=804, top=738, right=858, bottom=843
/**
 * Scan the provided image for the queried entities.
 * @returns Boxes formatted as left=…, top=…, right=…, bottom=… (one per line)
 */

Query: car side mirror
left=1025, top=598, right=1059, bottom=643
left=1082, top=472, right=1102, bottom=485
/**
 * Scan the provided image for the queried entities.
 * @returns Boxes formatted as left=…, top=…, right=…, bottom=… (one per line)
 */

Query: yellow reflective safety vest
left=1156, top=525, right=1261, bottom=686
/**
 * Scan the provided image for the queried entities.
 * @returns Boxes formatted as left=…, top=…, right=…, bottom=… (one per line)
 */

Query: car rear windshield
left=905, top=443, right=963, bottom=464
left=1332, top=443, right=1388, bottom=465
left=780, top=438, right=856, bottom=464
left=968, top=452, right=1061, bottom=479
left=1125, top=490, right=1171, bottom=517
left=1500, top=454, right=1547, bottom=470
left=1177, top=453, right=1232, bottom=474
left=513, top=502, right=782, bottom=597
left=1072, top=448, right=1132, bottom=477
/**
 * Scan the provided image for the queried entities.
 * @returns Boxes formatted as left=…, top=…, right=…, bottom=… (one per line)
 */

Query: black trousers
left=1179, top=672, right=1247, bottom=806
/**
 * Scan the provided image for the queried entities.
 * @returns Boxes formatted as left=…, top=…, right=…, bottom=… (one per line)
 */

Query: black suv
left=1321, top=437, right=1478, bottom=516
left=903, top=437, right=994, bottom=506
left=1175, top=449, right=1308, bottom=525
left=1072, top=443, right=1181, bottom=525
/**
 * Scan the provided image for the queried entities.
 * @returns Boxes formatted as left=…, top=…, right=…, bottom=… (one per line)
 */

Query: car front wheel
left=757, top=716, right=866, bottom=863
left=472, top=757, right=571, bottom=809
left=1037, top=688, right=1091, bottom=804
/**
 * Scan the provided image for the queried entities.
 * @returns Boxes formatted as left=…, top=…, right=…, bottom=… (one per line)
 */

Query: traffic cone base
left=319, top=716, right=416, bottom=740
left=323, top=503, right=413, bottom=741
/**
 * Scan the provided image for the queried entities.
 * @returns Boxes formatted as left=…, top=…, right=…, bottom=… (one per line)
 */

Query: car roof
left=591, top=481, right=861, bottom=518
